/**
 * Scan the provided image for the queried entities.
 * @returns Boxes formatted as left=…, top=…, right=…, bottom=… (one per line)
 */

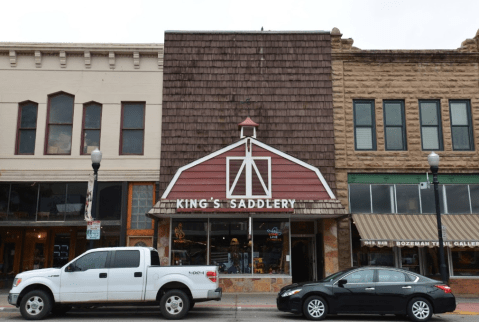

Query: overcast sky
left=1, top=0, right=478, bottom=50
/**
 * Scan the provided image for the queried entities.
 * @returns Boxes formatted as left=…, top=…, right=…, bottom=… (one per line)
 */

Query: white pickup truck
left=8, top=247, right=221, bottom=320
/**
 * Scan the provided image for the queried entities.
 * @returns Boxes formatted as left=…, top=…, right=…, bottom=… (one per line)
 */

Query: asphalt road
left=0, top=308, right=476, bottom=322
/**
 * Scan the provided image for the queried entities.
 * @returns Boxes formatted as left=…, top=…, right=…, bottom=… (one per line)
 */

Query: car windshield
left=319, top=268, right=352, bottom=283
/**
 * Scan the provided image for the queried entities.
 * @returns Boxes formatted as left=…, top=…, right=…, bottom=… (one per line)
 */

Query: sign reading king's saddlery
left=176, top=199, right=295, bottom=209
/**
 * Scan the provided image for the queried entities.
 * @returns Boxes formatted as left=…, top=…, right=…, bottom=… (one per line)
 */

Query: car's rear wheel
left=19, top=290, right=52, bottom=320
left=407, top=297, right=433, bottom=322
left=160, top=289, right=190, bottom=320
left=303, top=295, right=328, bottom=321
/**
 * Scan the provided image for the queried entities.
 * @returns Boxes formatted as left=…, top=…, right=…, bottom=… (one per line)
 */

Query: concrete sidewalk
left=0, top=290, right=477, bottom=315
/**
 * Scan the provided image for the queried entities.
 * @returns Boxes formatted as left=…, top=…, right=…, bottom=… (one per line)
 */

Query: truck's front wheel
left=160, top=289, right=190, bottom=320
left=19, top=290, right=52, bottom=320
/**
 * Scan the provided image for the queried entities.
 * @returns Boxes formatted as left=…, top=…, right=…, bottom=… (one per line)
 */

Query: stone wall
left=219, top=277, right=292, bottom=293
left=331, top=28, right=479, bottom=269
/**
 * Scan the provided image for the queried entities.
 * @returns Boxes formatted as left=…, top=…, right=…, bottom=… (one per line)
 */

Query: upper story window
left=45, top=92, right=74, bottom=155
left=419, top=100, right=443, bottom=151
left=353, top=100, right=376, bottom=150
left=449, top=100, right=474, bottom=151
left=16, top=101, right=38, bottom=155
left=81, top=102, right=102, bottom=155
left=227, top=157, right=271, bottom=198
left=383, top=100, right=406, bottom=150
left=120, top=102, right=145, bottom=155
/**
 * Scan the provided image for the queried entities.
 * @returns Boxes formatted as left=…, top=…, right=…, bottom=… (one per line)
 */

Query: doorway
left=291, top=237, right=315, bottom=283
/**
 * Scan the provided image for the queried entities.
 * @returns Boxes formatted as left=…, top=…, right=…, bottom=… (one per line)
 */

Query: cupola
left=238, top=117, right=259, bottom=138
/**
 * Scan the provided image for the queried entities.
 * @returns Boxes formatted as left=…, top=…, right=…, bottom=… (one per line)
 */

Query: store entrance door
left=291, top=237, right=315, bottom=283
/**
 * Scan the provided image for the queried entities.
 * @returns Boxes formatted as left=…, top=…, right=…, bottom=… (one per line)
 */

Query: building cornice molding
left=0, top=42, right=163, bottom=53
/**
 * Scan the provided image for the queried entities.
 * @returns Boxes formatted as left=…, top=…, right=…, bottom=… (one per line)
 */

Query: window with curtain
left=419, top=100, right=443, bottom=150
left=81, top=102, right=102, bottom=155
left=383, top=100, right=406, bottom=150
left=121, top=102, right=145, bottom=155
left=353, top=100, right=376, bottom=150
left=16, top=101, right=38, bottom=154
left=449, top=100, right=474, bottom=151
left=45, top=93, right=74, bottom=154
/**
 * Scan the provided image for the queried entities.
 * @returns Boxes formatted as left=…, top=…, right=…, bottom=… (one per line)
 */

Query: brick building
left=331, top=28, right=479, bottom=295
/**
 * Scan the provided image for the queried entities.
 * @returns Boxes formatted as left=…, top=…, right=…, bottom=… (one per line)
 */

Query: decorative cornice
left=133, top=51, right=140, bottom=69
left=109, top=51, right=115, bottom=69
left=9, top=50, right=16, bottom=67
left=84, top=51, right=91, bottom=68
left=34, top=50, right=41, bottom=68
left=59, top=50, right=66, bottom=68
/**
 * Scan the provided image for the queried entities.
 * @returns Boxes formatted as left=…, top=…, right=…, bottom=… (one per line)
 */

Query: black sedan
left=277, top=266, right=456, bottom=321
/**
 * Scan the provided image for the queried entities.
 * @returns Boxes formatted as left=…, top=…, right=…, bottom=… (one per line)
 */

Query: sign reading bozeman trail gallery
left=176, top=199, right=296, bottom=209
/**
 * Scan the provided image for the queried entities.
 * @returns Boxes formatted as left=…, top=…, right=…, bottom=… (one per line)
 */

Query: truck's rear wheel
left=160, top=289, right=190, bottom=320
left=19, top=290, right=52, bottom=320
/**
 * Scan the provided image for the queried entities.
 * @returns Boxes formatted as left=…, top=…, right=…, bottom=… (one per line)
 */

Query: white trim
left=252, top=160, right=268, bottom=195
left=162, top=139, right=247, bottom=199
left=251, top=139, right=336, bottom=199
left=227, top=157, right=246, bottom=196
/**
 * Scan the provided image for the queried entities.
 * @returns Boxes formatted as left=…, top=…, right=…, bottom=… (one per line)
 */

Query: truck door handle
left=99, top=273, right=107, bottom=278
left=365, top=287, right=375, bottom=291
left=134, top=272, right=142, bottom=277
left=402, top=286, right=412, bottom=289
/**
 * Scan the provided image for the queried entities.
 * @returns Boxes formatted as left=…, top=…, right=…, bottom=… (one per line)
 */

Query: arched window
left=45, top=92, right=75, bottom=155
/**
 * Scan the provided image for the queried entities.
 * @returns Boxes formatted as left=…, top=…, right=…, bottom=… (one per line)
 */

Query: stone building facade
left=331, top=28, right=479, bottom=294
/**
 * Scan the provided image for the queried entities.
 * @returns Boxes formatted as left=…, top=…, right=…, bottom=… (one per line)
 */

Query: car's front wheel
left=303, top=295, right=328, bottom=321
left=407, top=297, right=433, bottom=322
left=160, top=289, right=190, bottom=320
left=19, top=290, right=52, bottom=320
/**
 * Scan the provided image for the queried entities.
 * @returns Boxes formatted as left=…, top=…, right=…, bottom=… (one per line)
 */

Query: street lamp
left=90, top=148, right=102, bottom=249
left=427, top=151, right=448, bottom=284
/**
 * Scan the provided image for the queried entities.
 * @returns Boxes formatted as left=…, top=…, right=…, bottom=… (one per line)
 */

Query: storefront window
left=210, top=219, right=249, bottom=274
left=9, top=183, right=38, bottom=221
left=38, top=183, right=67, bottom=221
left=446, top=185, right=470, bottom=214
left=451, top=248, right=479, bottom=276
left=349, top=184, right=371, bottom=213
left=401, top=247, right=420, bottom=273
left=421, top=185, right=445, bottom=214
left=171, top=219, right=207, bottom=266
left=396, top=185, right=420, bottom=214
left=130, top=184, right=153, bottom=229
left=0, top=184, right=10, bottom=221
left=371, top=185, right=394, bottom=213
left=96, top=183, right=122, bottom=220
left=469, top=185, right=479, bottom=213
left=424, top=247, right=449, bottom=278
left=253, top=219, right=289, bottom=275
left=65, top=183, right=87, bottom=221
left=352, top=225, right=395, bottom=267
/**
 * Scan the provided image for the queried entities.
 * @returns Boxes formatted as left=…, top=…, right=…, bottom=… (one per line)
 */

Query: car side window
left=111, top=250, right=140, bottom=268
left=346, top=269, right=374, bottom=283
left=378, top=269, right=407, bottom=283
left=73, top=251, right=108, bottom=271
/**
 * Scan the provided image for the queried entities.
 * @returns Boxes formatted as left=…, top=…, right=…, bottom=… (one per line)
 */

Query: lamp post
left=427, top=151, right=448, bottom=284
left=90, top=148, right=102, bottom=249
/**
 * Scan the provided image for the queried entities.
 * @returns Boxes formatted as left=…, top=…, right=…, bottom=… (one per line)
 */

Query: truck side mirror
left=338, top=279, right=347, bottom=287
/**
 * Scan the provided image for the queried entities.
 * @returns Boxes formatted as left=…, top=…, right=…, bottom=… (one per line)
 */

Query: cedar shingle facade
left=160, top=31, right=335, bottom=195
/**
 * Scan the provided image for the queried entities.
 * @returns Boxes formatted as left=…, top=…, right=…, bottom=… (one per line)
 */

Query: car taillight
left=207, top=271, right=217, bottom=283
left=435, top=285, right=452, bottom=294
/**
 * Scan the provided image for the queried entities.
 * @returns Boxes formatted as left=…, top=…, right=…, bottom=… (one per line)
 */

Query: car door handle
left=99, top=273, right=107, bottom=278
left=365, top=287, right=375, bottom=291
left=402, top=286, right=412, bottom=289
left=134, top=272, right=142, bottom=277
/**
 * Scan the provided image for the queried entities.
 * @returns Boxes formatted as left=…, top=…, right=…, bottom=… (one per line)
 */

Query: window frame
left=449, top=100, right=474, bottom=151
left=44, top=91, right=75, bottom=155
left=15, top=100, right=39, bottom=155
left=353, top=100, right=377, bottom=151
left=383, top=100, right=407, bottom=151
left=119, top=101, right=146, bottom=155
left=419, top=99, right=443, bottom=151
left=80, top=101, right=103, bottom=155
left=226, top=156, right=272, bottom=199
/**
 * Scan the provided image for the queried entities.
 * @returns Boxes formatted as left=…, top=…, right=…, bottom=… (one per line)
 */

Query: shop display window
left=172, top=219, right=207, bottom=266
left=0, top=184, right=10, bottom=221
left=253, top=219, right=289, bottom=275
left=65, top=183, right=87, bottom=221
left=96, top=183, right=122, bottom=220
left=424, top=247, right=449, bottom=278
left=470, top=185, right=479, bottom=213
left=371, top=185, right=395, bottom=213
left=352, top=226, right=395, bottom=267
left=38, top=183, right=67, bottom=221
left=396, top=185, right=420, bottom=214
left=349, top=184, right=371, bottom=213
left=210, top=219, right=250, bottom=274
left=401, top=247, right=420, bottom=273
left=451, top=248, right=479, bottom=276
left=446, top=185, right=470, bottom=214
left=9, top=183, right=38, bottom=221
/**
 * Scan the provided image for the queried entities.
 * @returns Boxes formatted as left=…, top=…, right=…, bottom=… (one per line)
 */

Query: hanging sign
left=84, top=174, right=94, bottom=222
left=86, top=220, right=101, bottom=240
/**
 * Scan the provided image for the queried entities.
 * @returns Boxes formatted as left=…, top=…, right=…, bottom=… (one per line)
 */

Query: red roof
left=238, top=117, right=259, bottom=129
